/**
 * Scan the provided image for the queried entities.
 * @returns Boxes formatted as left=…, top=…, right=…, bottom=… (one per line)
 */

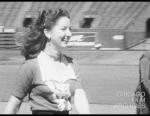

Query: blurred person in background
left=135, top=50, right=150, bottom=114
left=4, top=8, right=90, bottom=114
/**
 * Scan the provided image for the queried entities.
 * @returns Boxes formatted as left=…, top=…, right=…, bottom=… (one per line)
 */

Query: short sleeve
left=71, top=60, right=83, bottom=90
left=11, top=62, right=33, bottom=100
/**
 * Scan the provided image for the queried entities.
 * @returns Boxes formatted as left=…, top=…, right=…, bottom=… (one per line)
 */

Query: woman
left=4, top=8, right=90, bottom=114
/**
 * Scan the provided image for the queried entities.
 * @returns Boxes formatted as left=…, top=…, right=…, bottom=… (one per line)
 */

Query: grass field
left=0, top=49, right=145, bottom=114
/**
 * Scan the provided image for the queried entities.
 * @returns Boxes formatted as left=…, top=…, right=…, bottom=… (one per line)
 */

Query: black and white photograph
left=0, top=1, right=150, bottom=114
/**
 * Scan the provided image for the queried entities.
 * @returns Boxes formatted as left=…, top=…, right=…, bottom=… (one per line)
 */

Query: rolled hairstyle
left=22, top=8, right=70, bottom=60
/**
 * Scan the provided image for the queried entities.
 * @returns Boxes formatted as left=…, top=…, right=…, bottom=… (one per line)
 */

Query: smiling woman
left=21, top=8, right=71, bottom=60
left=4, top=8, right=90, bottom=114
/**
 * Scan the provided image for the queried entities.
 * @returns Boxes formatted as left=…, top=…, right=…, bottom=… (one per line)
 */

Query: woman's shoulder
left=20, top=58, right=39, bottom=70
left=25, top=58, right=38, bottom=64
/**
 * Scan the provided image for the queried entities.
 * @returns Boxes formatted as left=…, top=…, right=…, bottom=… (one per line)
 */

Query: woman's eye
left=61, top=27, right=72, bottom=31
left=61, top=28, right=66, bottom=31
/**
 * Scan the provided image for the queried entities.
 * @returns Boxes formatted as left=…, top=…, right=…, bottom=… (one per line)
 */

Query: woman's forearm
left=74, top=89, right=90, bottom=114
left=3, top=96, right=22, bottom=114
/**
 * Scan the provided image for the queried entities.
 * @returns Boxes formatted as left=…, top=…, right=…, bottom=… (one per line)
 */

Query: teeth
left=64, top=37, right=68, bottom=42
left=61, top=37, right=70, bottom=47
left=62, top=37, right=67, bottom=42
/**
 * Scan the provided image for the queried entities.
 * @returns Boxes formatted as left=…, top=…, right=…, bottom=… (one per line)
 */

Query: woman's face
left=46, top=16, right=72, bottom=51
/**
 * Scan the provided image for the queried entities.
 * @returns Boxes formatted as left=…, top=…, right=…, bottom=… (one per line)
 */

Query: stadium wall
left=126, top=3, right=150, bottom=33
left=96, top=29, right=125, bottom=49
left=124, top=3, right=150, bottom=49
left=72, top=28, right=125, bottom=49
left=124, top=32, right=145, bottom=49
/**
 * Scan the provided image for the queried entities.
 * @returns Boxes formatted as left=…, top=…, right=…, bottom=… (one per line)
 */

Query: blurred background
left=1, top=1, right=150, bottom=114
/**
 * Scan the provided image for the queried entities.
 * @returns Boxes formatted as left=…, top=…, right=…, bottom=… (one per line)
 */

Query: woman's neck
left=43, top=43, right=61, bottom=61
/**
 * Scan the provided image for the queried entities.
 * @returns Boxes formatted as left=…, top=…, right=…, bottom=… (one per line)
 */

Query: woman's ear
left=44, top=29, right=51, bottom=40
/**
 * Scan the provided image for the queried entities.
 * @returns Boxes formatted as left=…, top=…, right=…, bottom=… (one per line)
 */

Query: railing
left=67, top=32, right=96, bottom=47
left=0, top=32, right=17, bottom=49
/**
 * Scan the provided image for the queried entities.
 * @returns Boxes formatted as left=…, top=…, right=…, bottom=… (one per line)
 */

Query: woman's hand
left=3, top=96, right=22, bottom=114
left=74, top=89, right=90, bottom=114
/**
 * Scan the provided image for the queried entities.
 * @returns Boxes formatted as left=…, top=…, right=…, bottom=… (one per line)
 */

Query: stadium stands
left=67, top=32, right=96, bottom=47
left=0, top=2, right=149, bottom=29
left=28, top=2, right=85, bottom=26
left=0, top=2, right=150, bottom=49
left=90, top=2, right=148, bottom=29
left=0, top=2, right=23, bottom=28
left=0, top=32, right=17, bottom=49
left=5, top=2, right=23, bottom=27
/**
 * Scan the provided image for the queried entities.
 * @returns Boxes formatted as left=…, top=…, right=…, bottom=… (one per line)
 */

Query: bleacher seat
left=67, top=32, right=96, bottom=47
left=0, top=2, right=149, bottom=50
left=3, top=28, right=16, bottom=33
left=0, top=26, right=4, bottom=33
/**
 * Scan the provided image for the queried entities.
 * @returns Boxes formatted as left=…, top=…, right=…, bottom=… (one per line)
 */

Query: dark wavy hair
left=21, top=8, right=70, bottom=60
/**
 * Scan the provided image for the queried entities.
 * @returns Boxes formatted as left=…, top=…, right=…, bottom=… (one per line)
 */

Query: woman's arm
left=74, top=89, right=90, bottom=114
left=3, top=95, right=22, bottom=114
